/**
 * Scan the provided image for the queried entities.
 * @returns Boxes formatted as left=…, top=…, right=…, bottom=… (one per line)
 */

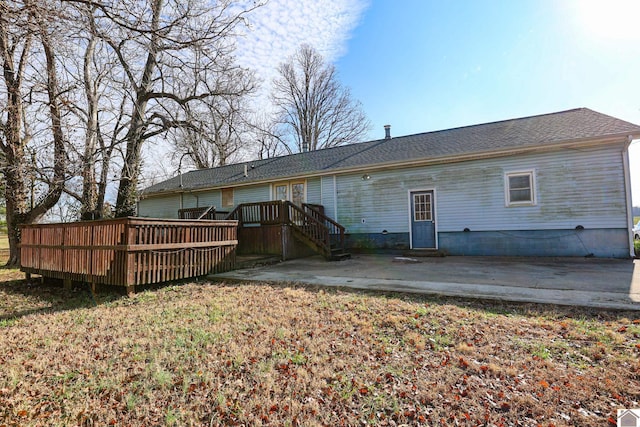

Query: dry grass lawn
left=0, top=234, right=9, bottom=250
left=0, top=268, right=639, bottom=426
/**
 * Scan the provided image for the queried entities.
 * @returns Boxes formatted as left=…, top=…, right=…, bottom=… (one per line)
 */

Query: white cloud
left=233, top=0, right=369, bottom=97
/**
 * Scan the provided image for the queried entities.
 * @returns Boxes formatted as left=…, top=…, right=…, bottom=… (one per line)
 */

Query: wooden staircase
left=298, top=203, right=350, bottom=261
left=226, top=201, right=350, bottom=261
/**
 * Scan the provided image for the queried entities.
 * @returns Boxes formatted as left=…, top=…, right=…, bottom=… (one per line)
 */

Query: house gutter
left=141, top=132, right=640, bottom=199
left=623, top=135, right=635, bottom=258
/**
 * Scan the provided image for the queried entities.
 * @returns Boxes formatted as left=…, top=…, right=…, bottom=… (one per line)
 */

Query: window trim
left=272, top=180, right=307, bottom=205
left=273, top=183, right=288, bottom=201
left=504, top=170, right=536, bottom=207
left=290, top=181, right=306, bottom=206
left=412, top=193, right=432, bottom=222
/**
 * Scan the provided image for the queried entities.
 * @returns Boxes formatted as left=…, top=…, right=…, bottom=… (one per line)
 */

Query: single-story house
left=140, top=108, right=640, bottom=258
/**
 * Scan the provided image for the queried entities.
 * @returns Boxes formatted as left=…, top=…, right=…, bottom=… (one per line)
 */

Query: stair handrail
left=225, top=201, right=286, bottom=225
left=179, top=206, right=216, bottom=220
left=197, top=206, right=215, bottom=219
left=225, top=204, right=242, bottom=222
left=285, top=202, right=332, bottom=253
left=227, top=201, right=345, bottom=258
left=302, top=203, right=345, bottom=250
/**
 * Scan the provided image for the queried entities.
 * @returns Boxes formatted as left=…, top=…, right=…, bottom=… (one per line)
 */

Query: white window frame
left=412, top=193, right=433, bottom=222
left=504, top=170, right=536, bottom=207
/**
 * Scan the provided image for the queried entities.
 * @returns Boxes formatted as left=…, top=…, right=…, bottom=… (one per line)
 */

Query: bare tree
left=251, top=112, right=287, bottom=159
left=0, top=0, right=261, bottom=263
left=271, top=44, right=370, bottom=154
left=0, top=0, right=67, bottom=265
left=172, top=68, right=256, bottom=170
left=59, top=2, right=126, bottom=220
left=71, top=0, right=260, bottom=217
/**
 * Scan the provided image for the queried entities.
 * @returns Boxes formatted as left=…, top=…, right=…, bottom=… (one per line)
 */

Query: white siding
left=337, top=171, right=411, bottom=234
left=195, top=190, right=222, bottom=209
left=182, top=193, right=198, bottom=209
left=307, top=177, right=322, bottom=204
left=321, top=176, right=337, bottom=220
left=336, top=146, right=626, bottom=233
left=138, top=145, right=627, bottom=232
left=171, top=190, right=221, bottom=210
left=235, top=184, right=270, bottom=205
left=138, top=195, right=181, bottom=218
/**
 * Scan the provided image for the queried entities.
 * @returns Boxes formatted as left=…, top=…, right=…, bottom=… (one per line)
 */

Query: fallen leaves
left=0, top=281, right=637, bottom=426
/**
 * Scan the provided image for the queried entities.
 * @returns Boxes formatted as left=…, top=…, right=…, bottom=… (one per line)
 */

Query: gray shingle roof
left=142, top=108, right=640, bottom=196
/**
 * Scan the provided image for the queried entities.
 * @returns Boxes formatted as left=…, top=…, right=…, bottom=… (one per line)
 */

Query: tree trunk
left=0, top=13, right=31, bottom=266
left=0, top=5, right=66, bottom=266
left=114, top=0, right=161, bottom=217
left=4, top=167, right=28, bottom=267
left=81, top=10, right=99, bottom=217
left=115, top=132, right=144, bottom=217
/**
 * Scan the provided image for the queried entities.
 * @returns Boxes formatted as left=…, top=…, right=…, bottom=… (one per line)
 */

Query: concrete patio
left=209, top=255, right=640, bottom=310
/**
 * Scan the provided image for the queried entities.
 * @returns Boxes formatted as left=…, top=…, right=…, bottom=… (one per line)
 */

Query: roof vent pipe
left=384, top=125, right=391, bottom=139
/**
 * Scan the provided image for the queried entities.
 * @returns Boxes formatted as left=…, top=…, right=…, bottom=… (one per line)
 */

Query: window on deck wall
left=505, top=170, right=536, bottom=206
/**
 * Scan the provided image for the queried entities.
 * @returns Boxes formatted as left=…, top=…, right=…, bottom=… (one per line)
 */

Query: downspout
left=178, top=169, right=184, bottom=213
left=622, top=135, right=634, bottom=257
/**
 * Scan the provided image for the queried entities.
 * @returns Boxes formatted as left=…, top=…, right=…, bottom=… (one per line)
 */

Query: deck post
left=63, top=278, right=72, bottom=290
left=126, top=285, right=135, bottom=297
left=282, top=200, right=288, bottom=224
left=125, top=221, right=136, bottom=287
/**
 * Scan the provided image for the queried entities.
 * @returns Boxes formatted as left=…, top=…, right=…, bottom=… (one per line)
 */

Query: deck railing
left=178, top=206, right=217, bottom=220
left=20, top=217, right=238, bottom=292
left=226, top=201, right=345, bottom=258
left=302, top=203, right=345, bottom=251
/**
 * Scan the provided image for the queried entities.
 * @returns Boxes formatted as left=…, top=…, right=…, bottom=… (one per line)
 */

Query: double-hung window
left=505, top=170, right=536, bottom=206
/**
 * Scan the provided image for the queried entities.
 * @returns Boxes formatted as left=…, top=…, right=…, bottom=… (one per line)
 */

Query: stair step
left=329, top=252, right=351, bottom=261
left=402, top=249, right=447, bottom=257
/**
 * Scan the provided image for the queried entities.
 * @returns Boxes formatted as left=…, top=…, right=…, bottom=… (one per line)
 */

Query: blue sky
left=228, top=0, right=640, bottom=203
left=337, top=1, right=640, bottom=135
left=332, top=0, right=640, bottom=202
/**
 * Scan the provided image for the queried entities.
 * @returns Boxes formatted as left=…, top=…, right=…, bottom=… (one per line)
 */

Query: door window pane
left=275, top=185, right=287, bottom=200
left=291, top=183, right=305, bottom=206
left=413, top=194, right=432, bottom=221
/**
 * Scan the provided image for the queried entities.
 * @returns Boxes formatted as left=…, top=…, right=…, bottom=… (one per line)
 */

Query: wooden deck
left=20, top=217, right=238, bottom=293
left=227, top=201, right=348, bottom=260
